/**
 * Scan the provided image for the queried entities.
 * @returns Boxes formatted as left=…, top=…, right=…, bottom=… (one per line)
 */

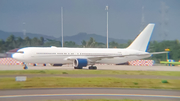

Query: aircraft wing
left=88, top=51, right=167, bottom=60
left=65, top=55, right=123, bottom=61
left=65, top=51, right=167, bottom=62
left=65, top=53, right=150, bottom=62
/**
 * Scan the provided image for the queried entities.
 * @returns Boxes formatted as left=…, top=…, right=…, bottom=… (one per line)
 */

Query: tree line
left=0, top=35, right=180, bottom=62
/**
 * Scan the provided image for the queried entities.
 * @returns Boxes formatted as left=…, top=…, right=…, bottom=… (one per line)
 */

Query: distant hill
left=0, top=30, right=56, bottom=41
left=0, top=30, right=128, bottom=44
left=57, top=33, right=128, bottom=44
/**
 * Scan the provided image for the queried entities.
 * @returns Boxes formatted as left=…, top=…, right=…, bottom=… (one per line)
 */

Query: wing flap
left=87, top=51, right=167, bottom=60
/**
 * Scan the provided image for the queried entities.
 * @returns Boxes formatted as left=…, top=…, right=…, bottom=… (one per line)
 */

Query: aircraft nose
left=12, top=53, right=17, bottom=59
left=12, top=52, right=25, bottom=61
left=12, top=53, right=21, bottom=60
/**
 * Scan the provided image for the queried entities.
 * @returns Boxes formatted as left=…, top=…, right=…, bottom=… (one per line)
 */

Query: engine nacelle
left=73, top=58, right=88, bottom=68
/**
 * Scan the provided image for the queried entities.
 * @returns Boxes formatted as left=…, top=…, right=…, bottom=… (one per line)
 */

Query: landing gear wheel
left=33, top=64, right=36, bottom=66
left=23, top=64, right=28, bottom=69
left=88, top=66, right=92, bottom=69
left=74, top=67, right=83, bottom=69
left=93, top=66, right=97, bottom=70
left=88, top=66, right=97, bottom=70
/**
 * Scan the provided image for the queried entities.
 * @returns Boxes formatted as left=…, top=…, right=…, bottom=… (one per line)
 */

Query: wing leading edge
left=65, top=51, right=167, bottom=62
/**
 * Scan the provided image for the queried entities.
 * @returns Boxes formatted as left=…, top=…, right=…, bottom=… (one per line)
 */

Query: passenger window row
left=36, top=53, right=120, bottom=55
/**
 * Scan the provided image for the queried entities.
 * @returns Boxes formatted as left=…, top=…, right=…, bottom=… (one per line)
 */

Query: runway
left=0, top=88, right=180, bottom=101
left=1, top=64, right=180, bottom=71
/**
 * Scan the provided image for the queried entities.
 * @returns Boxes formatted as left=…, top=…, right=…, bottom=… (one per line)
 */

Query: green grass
left=0, top=70, right=180, bottom=76
left=0, top=77, right=179, bottom=89
left=42, top=99, right=159, bottom=101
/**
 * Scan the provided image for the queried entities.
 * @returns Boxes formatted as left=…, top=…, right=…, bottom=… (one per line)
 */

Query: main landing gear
left=74, top=66, right=97, bottom=70
left=74, top=67, right=83, bottom=69
left=88, top=65, right=97, bottom=70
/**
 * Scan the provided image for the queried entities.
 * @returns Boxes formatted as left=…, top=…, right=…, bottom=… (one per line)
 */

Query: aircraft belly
left=22, top=54, right=151, bottom=64
left=98, top=57, right=128, bottom=64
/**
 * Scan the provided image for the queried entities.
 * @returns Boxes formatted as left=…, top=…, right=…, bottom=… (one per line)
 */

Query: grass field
left=0, top=77, right=179, bottom=89
left=0, top=70, right=180, bottom=76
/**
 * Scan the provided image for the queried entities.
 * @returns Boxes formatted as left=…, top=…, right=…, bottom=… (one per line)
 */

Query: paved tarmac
left=1, top=64, right=180, bottom=71
left=0, top=65, right=180, bottom=101
left=0, top=74, right=180, bottom=80
left=0, top=88, right=180, bottom=101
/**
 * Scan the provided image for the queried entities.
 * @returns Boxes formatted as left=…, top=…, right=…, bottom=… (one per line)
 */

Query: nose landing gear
left=23, top=64, right=28, bottom=69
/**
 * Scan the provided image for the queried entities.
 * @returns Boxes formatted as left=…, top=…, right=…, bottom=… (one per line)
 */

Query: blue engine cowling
left=74, top=58, right=88, bottom=68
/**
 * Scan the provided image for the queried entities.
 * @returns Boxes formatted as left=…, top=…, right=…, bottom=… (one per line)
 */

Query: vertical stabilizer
left=127, top=23, right=155, bottom=52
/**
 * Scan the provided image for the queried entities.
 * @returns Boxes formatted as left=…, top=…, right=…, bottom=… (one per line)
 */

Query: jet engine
left=73, top=58, right=88, bottom=68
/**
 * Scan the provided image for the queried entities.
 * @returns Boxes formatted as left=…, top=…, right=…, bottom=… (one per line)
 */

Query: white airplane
left=12, top=23, right=166, bottom=69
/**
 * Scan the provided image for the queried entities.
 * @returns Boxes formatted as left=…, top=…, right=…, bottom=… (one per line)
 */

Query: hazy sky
left=0, top=0, right=179, bottom=40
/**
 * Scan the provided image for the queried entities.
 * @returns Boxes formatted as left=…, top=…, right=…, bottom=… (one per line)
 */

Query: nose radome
left=12, top=53, right=17, bottom=59
left=12, top=53, right=24, bottom=61
left=12, top=53, right=15, bottom=58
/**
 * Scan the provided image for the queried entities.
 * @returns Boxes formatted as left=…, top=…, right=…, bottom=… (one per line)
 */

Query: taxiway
left=1, top=65, right=180, bottom=71
left=0, top=88, right=180, bottom=101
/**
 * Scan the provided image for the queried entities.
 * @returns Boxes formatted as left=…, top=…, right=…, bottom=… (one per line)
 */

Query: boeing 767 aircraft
left=12, top=23, right=166, bottom=69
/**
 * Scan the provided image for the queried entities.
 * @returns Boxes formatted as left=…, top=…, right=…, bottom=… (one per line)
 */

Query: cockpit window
left=17, top=51, right=24, bottom=53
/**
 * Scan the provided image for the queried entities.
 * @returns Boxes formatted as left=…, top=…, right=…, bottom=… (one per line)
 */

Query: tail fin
left=127, top=23, right=155, bottom=52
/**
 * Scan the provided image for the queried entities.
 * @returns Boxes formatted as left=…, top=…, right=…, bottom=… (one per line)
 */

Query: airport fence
left=0, top=58, right=154, bottom=66
left=128, top=60, right=154, bottom=66
left=0, top=58, right=22, bottom=65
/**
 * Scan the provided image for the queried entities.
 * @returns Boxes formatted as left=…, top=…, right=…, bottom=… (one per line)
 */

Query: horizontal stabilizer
left=149, top=51, right=168, bottom=54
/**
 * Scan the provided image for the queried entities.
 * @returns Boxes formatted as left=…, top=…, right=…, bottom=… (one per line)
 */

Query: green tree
left=1, top=35, right=180, bottom=63
left=6, top=35, right=16, bottom=49
left=15, top=37, right=24, bottom=48
left=24, top=37, right=31, bottom=46
left=85, top=37, right=97, bottom=48
left=31, top=37, right=41, bottom=46
left=64, top=41, right=77, bottom=47
left=0, top=39, right=5, bottom=52
left=43, top=39, right=61, bottom=47
left=109, top=41, right=118, bottom=48
left=40, top=37, right=44, bottom=46
left=96, top=42, right=105, bottom=48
